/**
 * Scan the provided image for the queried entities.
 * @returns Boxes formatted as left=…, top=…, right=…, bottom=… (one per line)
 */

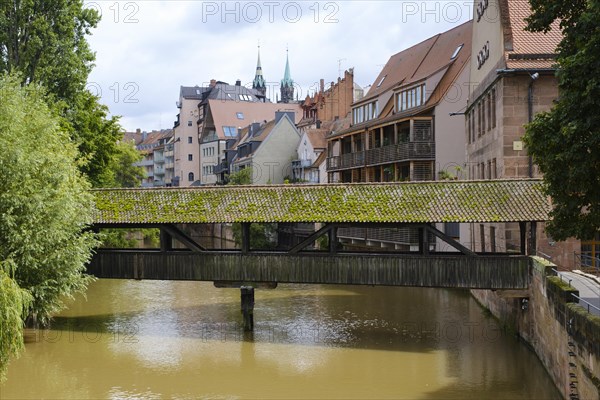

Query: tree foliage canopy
left=0, top=0, right=123, bottom=187
left=0, top=262, right=31, bottom=381
left=524, top=0, right=600, bottom=240
left=0, top=75, right=97, bottom=326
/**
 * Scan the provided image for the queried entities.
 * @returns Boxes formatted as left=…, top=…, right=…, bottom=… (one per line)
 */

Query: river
left=1, top=279, right=560, bottom=399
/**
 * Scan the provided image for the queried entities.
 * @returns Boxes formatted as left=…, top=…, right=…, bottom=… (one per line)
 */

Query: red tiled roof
left=358, top=21, right=472, bottom=105
left=503, top=0, right=562, bottom=69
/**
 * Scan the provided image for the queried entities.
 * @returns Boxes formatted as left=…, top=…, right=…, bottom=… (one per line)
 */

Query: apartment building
left=326, top=21, right=472, bottom=251
left=465, top=0, right=581, bottom=266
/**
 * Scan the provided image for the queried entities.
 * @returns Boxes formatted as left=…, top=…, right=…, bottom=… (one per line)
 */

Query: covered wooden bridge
left=89, top=179, right=550, bottom=291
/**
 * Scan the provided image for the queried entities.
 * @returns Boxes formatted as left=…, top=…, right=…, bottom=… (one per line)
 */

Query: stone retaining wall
left=472, top=257, right=600, bottom=399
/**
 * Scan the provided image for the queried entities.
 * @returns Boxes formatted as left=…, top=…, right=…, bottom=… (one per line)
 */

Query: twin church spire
left=251, top=45, right=294, bottom=104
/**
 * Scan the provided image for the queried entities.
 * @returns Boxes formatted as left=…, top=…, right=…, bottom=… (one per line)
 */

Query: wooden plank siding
left=88, top=251, right=530, bottom=289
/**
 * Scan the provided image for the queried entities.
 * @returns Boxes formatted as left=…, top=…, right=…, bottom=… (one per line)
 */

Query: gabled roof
left=92, top=179, right=551, bottom=224
left=180, top=86, right=208, bottom=100
left=312, top=151, right=327, bottom=168
left=305, top=129, right=327, bottom=150
left=358, top=20, right=472, bottom=105
left=237, top=119, right=277, bottom=145
left=203, top=83, right=264, bottom=102
left=502, top=0, right=562, bottom=69
left=202, top=100, right=302, bottom=141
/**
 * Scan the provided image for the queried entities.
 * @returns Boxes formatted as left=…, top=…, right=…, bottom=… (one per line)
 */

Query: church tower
left=252, top=45, right=267, bottom=98
left=280, top=49, right=294, bottom=103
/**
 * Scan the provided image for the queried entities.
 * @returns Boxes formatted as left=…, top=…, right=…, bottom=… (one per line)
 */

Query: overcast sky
left=85, top=1, right=472, bottom=132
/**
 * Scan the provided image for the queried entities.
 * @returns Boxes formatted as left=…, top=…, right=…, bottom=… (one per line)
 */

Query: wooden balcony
left=327, top=141, right=435, bottom=171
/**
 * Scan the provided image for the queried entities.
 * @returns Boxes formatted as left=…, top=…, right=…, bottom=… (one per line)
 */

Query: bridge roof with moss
left=91, top=179, right=551, bottom=224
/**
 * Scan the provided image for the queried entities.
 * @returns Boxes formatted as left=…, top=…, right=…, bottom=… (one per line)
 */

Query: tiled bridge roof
left=92, top=179, right=550, bottom=224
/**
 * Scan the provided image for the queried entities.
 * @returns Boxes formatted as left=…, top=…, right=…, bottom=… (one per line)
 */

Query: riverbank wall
left=472, top=257, right=600, bottom=400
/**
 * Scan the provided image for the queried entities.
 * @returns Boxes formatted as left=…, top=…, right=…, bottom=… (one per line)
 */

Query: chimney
left=210, top=79, right=216, bottom=87
left=320, top=79, right=325, bottom=94
left=235, top=79, right=241, bottom=86
left=251, top=122, right=261, bottom=136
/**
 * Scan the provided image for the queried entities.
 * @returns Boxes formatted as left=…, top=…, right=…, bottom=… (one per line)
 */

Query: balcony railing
left=154, top=155, right=165, bottom=164
left=292, top=159, right=313, bottom=168
left=337, top=227, right=435, bottom=246
left=134, top=159, right=154, bottom=167
left=327, top=142, right=435, bottom=171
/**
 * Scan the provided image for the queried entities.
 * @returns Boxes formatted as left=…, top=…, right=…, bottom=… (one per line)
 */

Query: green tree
left=64, top=90, right=123, bottom=187
left=0, top=262, right=32, bottom=381
left=524, top=0, right=600, bottom=240
left=0, top=75, right=97, bottom=327
left=227, top=168, right=253, bottom=185
left=0, top=0, right=124, bottom=187
left=107, top=138, right=145, bottom=188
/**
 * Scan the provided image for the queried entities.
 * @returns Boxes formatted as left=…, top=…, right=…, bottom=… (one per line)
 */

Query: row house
left=292, top=70, right=357, bottom=183
left=325, top=21, right=472, bottom=251
left=327, top=21, right=472, bottom=185
left=172, top=86, right=207, bottom=186
left=465, top=0, right=583, bottom=267
left=196, top=79, right=301, bottom=185
left=292, top=118, right=350, bottom=184
left=297, top=69, right=362, bottom=133
left=134, top=130, right=173, bottom=187
left=217, top=111, right=301, bottom=185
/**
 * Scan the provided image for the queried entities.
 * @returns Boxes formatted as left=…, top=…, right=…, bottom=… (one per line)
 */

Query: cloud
left=85, top=1, right=472, bottom=131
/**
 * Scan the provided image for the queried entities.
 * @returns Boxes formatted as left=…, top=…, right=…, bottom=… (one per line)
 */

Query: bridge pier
left=240, top=286, right=255, bottom=331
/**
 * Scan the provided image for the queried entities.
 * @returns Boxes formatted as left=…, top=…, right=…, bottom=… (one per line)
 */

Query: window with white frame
left=352, top=100, right=379, bottom=125
left=397, top=84, right=426, bottom=112
left=223, top=126, right=237, bottom=137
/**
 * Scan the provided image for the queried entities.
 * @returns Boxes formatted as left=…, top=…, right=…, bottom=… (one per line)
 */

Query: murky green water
left=1, top=280, right=560, bottom=399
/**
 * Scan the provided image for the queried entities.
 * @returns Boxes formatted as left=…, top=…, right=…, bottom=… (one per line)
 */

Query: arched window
left=188, top=172, right=194, bottom=182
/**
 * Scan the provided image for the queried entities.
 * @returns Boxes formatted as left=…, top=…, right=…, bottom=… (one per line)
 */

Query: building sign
left=476, top=0, right=489, bottom=22
left=477, top=41, right=490, bottom=70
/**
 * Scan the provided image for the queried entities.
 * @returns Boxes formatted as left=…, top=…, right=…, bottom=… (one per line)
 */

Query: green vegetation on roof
left=91, top=180, right=551, bottom=224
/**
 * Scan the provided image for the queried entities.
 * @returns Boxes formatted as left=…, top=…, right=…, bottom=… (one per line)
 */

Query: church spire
left=280, top=47, right=294, bottom=103
left=252, top=44, right=266, bottom=97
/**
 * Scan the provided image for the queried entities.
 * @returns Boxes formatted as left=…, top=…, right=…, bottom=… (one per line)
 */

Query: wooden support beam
left=289, top=224, right=336, bottom=254
left=530, top=221, right=537, bottom=256
left=162, top=224, right=205, bottom=252
left=241, top=223, right=251, bottom=254
left=495, top=290, right=530, bottom=299
left=214, top=281, right=277, bottom=289
left=418, top=227, right=430, bottom=255
left=519, top=222, right=527, bottom=255
left=329, top=226, right=338, bottom=254
left=160, top=228, right=172, bottom=253
left=423, top=224, right=476, bottom=256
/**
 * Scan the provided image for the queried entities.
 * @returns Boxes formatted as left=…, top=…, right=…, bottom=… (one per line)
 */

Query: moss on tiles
left=91, top=180, right=551, bottom=224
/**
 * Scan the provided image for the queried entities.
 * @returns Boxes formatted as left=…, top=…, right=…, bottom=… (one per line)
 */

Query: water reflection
left=2, top=280, right=560, bottom=399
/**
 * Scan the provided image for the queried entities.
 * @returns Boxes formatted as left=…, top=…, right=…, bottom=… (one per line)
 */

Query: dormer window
left=352, top=100, right=379, bottom=125
left=397, top=84, right=426, bottom=112
left=451, top=44, right=463, bottom=60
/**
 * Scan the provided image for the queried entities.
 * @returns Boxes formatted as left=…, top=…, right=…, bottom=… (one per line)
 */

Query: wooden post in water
left=240, top=286, right=255, bottom=331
